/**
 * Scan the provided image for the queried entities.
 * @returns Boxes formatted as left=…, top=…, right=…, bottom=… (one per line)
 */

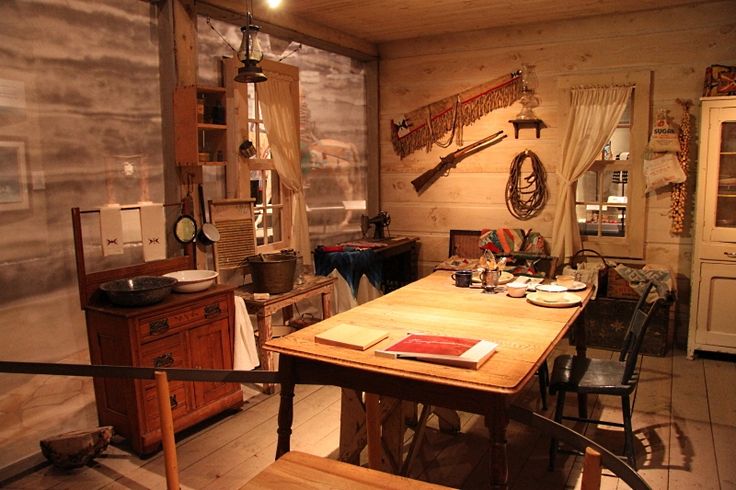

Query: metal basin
left=99, top=276, right=178, bottom=307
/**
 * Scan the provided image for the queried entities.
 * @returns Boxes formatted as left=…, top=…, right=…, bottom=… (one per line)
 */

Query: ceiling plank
left=196, top=0, right=378, bottom=61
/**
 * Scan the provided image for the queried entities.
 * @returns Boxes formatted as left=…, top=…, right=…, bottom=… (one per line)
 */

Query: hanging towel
left=139, top=202, right=166, bottom=262
left=233, top=296, right=260, bottom=371
left=99, top=205, right=124, bottom=256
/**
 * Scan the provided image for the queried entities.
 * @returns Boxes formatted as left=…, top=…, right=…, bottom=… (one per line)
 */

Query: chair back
left=619, top=281, right=661, bottom=384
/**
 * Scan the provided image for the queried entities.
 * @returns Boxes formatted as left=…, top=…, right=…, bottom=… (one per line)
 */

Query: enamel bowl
left=100, top=276, right=178, bottom=306
left=535, top=284, right=568, bottom=302
left=164, top=270, right=218, bottom=293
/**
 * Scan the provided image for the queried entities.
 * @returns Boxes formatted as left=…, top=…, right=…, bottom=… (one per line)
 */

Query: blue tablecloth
left=314, top=248, right=383, bottom=298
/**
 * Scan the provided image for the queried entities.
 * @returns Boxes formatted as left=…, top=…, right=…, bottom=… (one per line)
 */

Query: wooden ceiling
left=257, top=0, right=712, bottom=44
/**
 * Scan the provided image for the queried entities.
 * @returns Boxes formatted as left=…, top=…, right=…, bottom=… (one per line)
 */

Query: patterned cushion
left=521, top=231, right=547, bottom=255
left=478, top=228, right=525, bottom=254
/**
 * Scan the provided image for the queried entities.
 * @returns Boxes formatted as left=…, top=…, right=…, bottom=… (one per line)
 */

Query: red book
left=375, top=334, right=497, bottom=370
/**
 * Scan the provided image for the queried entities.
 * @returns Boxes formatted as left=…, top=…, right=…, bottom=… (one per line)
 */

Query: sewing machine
left=360, top=211, right=390, bottom=240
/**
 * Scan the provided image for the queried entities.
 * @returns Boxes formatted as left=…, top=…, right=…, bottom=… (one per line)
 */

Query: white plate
left=526, top=292, right=581, bottom=308
left=551, top=281, right=587, bottom=291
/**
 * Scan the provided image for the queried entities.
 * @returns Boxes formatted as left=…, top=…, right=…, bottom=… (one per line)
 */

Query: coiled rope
left=505, top=149, right=548, bottom=220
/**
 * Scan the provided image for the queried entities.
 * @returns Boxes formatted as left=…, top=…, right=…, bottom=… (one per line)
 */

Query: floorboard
left=1, top=349, right=734, bottom=490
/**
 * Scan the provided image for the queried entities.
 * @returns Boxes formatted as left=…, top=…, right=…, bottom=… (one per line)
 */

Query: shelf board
left=197, top=85, right=226, bottom=94
left=198, top=123, right=227, bottom=130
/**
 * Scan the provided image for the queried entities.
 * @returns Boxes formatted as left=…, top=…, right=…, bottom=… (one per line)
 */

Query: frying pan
left=173, top=191, right=197, bottom=244
left=197, top=184, right=220, bottom=245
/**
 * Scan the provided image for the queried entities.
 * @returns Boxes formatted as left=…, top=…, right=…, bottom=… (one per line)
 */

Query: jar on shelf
left=196, top=94, right=205, bottom=123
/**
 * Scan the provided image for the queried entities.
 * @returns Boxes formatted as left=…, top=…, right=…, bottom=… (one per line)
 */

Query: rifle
left=411, top=130, right=507, bottom=194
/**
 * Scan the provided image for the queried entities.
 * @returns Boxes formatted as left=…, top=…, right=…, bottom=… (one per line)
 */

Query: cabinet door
left=703, top=105, right=736, bottom=244
left=695, top=262, right=736, bottom=348
left=189, top=318, right=238, bottom=407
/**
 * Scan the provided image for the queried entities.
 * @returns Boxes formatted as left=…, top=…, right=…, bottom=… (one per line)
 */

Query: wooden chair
left=509, top=405, right=651, bottom=490
left=548, top=281, right=662, bottom=470
left=153, top=371, right=452, bottom=490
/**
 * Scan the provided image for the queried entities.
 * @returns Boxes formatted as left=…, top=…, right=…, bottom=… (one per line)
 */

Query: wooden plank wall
left=378, top=1, right=736, bottom=344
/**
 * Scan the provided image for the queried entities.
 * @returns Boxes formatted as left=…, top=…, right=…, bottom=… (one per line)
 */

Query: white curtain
left=258, top=73, right=312, bottom=265
left=551, top=85, right=633, bottom=262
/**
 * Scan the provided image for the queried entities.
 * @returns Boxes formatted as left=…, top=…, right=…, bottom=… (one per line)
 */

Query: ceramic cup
left=555, top=274, right=576, bottom=288
left=506, top=281, right=528, bottom=298
left=451, top=270, right=473, bottom=288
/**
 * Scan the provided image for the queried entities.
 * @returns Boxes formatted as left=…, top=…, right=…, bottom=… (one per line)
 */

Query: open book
left=375, top=334, right=497, bottom=370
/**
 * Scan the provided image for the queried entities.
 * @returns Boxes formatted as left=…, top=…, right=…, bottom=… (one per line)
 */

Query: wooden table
left=265, top=271, right=592, bottom=488
left=236, top=274, right=336, bottom=393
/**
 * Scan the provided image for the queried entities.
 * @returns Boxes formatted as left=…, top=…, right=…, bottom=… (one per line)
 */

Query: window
left=242, top=73, right=291, bottom=252
left=559, top=71, right=651, bottom=259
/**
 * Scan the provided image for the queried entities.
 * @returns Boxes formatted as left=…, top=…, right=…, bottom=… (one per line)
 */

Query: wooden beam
left=173, top=0, right=198, bottom=86
left=196, top=0, right=378, bottom=61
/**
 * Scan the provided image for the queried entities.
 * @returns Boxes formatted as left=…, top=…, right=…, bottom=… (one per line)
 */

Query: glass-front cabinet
left=688, top=97, right=736, bottom=358
left=703, top=107, right=736, bottom=243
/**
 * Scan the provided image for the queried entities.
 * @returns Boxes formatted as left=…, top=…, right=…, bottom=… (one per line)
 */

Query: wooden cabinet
left=687, top=97, right=736, bottom=357
left=84, top=285, right=242, bottom=455
left=174, top=85, right=228, bottom=166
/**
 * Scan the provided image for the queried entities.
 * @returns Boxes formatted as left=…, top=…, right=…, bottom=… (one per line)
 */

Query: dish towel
left=99, top=205, right=124, bottom=256
left=138, top=202, right=166, bottom=262
left=233, top=296, right=260, bottom=371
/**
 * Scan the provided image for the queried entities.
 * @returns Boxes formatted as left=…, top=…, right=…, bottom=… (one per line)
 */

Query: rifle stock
left=411, top=131, right=506, bottom=194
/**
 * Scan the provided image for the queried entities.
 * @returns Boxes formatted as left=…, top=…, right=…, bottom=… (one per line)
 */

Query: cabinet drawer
left=144, top=381, right=189, bottom=432
left=139, top=335, right=187, bottom=390
left=137, top=296, right=229, bottom=342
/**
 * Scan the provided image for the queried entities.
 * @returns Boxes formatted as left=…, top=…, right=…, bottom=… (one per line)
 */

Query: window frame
left=557, top=70, right=651, bottom=259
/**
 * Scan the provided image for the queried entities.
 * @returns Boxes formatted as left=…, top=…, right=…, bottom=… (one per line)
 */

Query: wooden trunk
left=580, top=297, right=674, bottom=356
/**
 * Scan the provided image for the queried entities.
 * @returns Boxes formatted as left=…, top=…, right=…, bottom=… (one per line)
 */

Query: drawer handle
left=149, top=319, right=169, bottom=336
left=153, top=352, right=174, bottom=368
left=204, top=303, right=221, bottom=318
left=169, top=394, right=178, bottom=409
left=725, top=252, right=736, bottom=259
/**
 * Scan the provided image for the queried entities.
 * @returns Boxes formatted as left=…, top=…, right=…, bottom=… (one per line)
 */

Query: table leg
left=485, top=400, right=509, bottom=489
left=365, top=393, right=381, bottom=470
left=339, top=389, right=365, bottom=464
left=275, top=356, right=295, bottom=459
left=573, top=314, right=588, bottom=418
left=255, top=312, right=275, bottom=394
left=321, top=291, right=333, bottom=319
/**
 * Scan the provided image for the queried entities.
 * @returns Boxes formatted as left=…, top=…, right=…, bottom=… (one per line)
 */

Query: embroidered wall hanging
left=391, top=70, right=522, bottom=159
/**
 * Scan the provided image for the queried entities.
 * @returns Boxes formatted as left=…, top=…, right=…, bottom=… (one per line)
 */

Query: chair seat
left=549, top=355, right=635, bottom=396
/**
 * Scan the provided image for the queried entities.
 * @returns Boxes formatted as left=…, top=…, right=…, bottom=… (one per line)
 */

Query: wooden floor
left=2, top=346, right=735, bottom=489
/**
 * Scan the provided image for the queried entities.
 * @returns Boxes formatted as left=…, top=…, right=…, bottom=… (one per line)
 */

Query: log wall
left=378, top=1, right=736, bottom=345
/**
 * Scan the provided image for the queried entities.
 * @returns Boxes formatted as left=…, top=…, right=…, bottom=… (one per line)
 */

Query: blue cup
left=451, top=270, right=473, bottom=287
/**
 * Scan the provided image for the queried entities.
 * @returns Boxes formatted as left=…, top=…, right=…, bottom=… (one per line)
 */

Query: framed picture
left=0, top=140, right=29, bottom=211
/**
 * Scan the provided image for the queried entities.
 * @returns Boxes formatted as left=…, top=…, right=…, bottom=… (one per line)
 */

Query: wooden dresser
left=71, top=206, right=243, bottom=456
left=84, top=285, right=242, bottom=455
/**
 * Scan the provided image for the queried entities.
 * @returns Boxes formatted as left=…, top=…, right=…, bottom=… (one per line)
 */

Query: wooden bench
left=240, top=450, right=451, bottom=489
left=155, top=371, right=453, bottom=490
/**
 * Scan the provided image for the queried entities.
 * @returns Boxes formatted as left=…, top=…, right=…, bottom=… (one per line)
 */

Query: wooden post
left=582, top=447, right=602, bottom=490
left=155, top=371, right=180, bottom=490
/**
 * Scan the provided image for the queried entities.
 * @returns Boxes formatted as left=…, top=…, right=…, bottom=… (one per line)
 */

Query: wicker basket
left=247, top=253, right=297, bottom=294
left=569, top=249, right=610, bottom=297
